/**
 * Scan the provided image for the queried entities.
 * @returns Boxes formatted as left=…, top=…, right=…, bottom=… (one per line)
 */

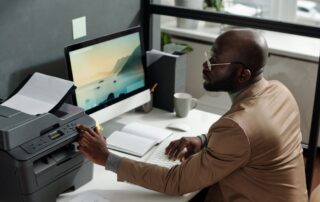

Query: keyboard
left=145, top=138, right=181, bottom=168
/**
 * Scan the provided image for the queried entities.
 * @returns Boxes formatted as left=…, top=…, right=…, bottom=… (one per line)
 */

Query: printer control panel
left=21, top=122, right=78, bottom=154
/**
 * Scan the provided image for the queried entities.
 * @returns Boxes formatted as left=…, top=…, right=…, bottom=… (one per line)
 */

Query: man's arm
left=117, top=118, right=251, bottom=195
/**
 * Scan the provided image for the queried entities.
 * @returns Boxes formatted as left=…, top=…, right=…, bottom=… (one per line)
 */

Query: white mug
left=174, top=93, right=197, bottom=118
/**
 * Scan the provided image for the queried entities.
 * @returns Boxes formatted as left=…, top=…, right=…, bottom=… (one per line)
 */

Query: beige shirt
left=117, top=78, right=308, bottom=202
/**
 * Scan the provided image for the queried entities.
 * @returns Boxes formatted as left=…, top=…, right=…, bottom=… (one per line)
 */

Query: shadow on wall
left=4, top=12, right=141, bottom=103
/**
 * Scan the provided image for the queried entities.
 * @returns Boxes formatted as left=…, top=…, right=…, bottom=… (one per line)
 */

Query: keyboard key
left=145, top=138, right=180, bottom=168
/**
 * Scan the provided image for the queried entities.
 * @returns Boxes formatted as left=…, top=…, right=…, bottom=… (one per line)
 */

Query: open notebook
left=107, top=122, right=173, bottom=157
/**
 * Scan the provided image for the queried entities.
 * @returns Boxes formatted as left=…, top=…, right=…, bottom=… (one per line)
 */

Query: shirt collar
left=228, top=89, right=243, bottom=103
left=229, top=78, right=268, bottom=104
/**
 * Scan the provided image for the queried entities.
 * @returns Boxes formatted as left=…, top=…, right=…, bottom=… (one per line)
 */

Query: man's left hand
left=77, top=124, right=109, bottom=166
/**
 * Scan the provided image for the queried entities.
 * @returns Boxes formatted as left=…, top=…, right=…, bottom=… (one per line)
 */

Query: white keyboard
left=145, top=138, right=181, bottom=168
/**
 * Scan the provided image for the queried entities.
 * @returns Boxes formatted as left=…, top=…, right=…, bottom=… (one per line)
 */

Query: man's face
left=202, top=46, right=237, bottom=92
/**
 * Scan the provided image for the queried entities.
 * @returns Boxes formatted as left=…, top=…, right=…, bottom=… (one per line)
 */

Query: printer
left=0, top=103, right=96, bottom=202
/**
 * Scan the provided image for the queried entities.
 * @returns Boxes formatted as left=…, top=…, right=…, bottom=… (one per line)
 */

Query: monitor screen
left=65, top=27, right=148, bottom=117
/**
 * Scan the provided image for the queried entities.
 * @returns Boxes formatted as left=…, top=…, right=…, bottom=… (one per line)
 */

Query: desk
left=57, top=108, right=221, bottom=202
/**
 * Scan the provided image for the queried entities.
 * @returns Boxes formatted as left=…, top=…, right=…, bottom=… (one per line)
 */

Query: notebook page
left=107, top=131, right=156, bottom=157
left=122, top=122, right=172, bottom=144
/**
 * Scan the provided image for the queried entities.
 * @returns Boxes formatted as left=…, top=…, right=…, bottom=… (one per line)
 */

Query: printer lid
left=0, top=106, right=34, bottom=130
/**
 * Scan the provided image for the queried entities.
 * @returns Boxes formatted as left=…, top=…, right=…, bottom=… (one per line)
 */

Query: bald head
left=203, top=29, right=269, bottom=93
left=215, top=29, right=268, bottom=74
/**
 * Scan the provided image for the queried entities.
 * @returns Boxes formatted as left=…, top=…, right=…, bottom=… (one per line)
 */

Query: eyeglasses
left=204, top=51, right=248, bottom=71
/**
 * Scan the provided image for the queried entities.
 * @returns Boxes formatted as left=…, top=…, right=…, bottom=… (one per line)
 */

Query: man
left=77, top=29, right=308, bottom=201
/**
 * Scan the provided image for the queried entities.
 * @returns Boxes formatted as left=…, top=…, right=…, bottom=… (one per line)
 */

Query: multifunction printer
left=0, top=103, right=96, bottom=202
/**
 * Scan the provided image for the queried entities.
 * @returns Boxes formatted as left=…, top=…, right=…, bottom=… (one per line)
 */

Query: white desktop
left=57, top=108, right=221, bottom=202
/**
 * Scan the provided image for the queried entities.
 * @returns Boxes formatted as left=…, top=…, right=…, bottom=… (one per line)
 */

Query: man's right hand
left=165, top=136, right=202, bottom=161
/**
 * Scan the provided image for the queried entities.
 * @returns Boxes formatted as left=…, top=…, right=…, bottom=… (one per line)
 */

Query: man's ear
left=238, top=68, right=251, bottom=83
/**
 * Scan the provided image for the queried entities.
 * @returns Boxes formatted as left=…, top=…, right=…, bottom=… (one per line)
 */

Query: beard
left=203, top=69, right=236, bottom=92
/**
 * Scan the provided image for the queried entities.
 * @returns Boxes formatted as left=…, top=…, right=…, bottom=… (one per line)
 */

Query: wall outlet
left=72, top=16, right=87, bottom=39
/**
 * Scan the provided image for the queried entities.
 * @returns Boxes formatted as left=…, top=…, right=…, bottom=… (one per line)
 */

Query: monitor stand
left=90, top=89, right=151, bottom=125
left=100, top=121, right=124, bottom=138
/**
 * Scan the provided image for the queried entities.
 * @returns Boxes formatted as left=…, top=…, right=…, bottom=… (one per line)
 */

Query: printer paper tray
left=33, top=145, right=84, bottom=187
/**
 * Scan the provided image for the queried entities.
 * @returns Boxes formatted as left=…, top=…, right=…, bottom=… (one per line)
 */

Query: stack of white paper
left=70, top=191, right=110, bottom=202
left=1, top=72, right=74, bottom=115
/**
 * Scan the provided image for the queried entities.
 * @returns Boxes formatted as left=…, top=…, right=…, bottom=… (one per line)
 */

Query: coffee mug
left=174, top=93, right=197, bottom=118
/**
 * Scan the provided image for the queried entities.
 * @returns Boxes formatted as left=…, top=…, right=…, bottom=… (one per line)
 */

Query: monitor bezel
left=64, top=26, right=148, bottom=115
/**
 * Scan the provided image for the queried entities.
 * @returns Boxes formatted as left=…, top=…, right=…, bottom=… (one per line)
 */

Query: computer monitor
left=64, top=26, right=150, bottom=124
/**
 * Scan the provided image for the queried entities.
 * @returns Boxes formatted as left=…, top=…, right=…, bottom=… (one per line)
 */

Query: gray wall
left=0, top=0, right=143, bottom=100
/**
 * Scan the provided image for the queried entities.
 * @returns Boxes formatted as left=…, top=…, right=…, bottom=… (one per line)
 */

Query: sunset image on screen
left=69, top=33, right=145, bottom=110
